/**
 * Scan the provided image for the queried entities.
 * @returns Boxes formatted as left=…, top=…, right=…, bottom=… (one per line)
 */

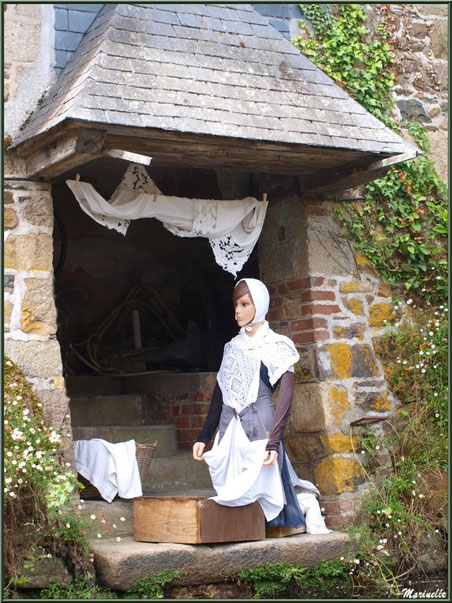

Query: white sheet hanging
left=74, top=438, right=142, bottom=503
left=202, top=415, right=285, bottom=521
left=66, top=164, right=267, bottom=276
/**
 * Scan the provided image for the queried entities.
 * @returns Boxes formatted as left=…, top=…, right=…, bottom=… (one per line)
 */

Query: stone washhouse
left=5, top=2, right=422, bottom=539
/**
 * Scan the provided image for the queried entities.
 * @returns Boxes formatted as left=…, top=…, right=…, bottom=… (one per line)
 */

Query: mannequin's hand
left=263, top=450, right=278, bottom=465
left=193, top=442, right=206, bottom=461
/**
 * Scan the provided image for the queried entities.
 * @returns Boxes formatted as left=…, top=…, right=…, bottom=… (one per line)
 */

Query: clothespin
left=75, top=173, right=80, bottom=185
left=153, top=188, right=160, bottom=203
left=262, top=192, right=268, bottom=203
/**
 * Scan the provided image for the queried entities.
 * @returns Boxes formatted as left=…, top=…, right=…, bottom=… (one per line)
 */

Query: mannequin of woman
left=193, top=278, right=330, bottom=533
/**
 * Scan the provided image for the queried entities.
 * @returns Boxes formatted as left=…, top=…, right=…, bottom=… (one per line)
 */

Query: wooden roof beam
left=25, top=128, right=107, bottom=177
left=299, top=150, right=420, bottom=198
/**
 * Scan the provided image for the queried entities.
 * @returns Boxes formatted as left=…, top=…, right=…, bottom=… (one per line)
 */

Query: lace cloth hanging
left=66, top=164, right=267, bottom=276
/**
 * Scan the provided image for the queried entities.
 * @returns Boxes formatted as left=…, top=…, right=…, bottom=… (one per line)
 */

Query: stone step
left=79, top=499, right=134, bottom=539
left=66, top=375, right=123, bottom=397
left=143, top=454, right=212, bottom=494
left=72, top=424, right=177, bottom=456
left=70, top=394, right=154, bottom=427
left=90, top=532, right=355, bottom=591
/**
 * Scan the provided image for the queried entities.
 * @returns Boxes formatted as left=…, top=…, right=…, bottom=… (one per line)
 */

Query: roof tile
left=13, top=2, right=415, bottom=159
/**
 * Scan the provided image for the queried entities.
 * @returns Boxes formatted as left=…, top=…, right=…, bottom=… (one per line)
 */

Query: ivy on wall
left=293, top=3, right=448, bottom=306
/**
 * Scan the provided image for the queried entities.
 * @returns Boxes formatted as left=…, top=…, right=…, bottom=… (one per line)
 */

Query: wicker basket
left=78, top=440, right=157, bottom=500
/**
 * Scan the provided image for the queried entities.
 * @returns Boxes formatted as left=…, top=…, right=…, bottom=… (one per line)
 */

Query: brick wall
left=124, top=373, right=216, bottom=451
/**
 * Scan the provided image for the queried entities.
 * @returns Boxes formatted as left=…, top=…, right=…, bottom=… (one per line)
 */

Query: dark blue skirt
left=265, top=440, right=306, bottom=529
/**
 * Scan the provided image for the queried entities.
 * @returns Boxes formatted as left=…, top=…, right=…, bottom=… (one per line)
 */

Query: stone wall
left=4, top=3, right=56, bottom=141
left=379, top=3, right=448, bottom=183
left=4, top=177, right=73, bottom=460
left=258, top=180, right=400, bottom=527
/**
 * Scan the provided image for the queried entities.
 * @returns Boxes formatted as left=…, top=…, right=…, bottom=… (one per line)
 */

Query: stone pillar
left=4, top=171, right=73, bottom=460
left=259, top=190, right=399, bottom=527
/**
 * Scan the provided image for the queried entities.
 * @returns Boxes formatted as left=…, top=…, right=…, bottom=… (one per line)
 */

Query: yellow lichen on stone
left=348, top=298, right=364, bottom=315
left=322, top=433, right=359, bottom=454
left=52, top=376, right=66, bottom=390
left=327, top=343, right=352, bottom=379
left=314, top=456, right=365, bottom=495
left=372, top=392, right=391, bottom=412
left=356, top=252, right=373, bottom=267
left=340, top=280, right=373, bottom=293
left=21, top=309, right=54, bottom=336
left=5, top=300, right=13, bottom=327
left=329, top=386, right=350, bottom=426
left=369, top=303, right=395, bottom=328
left=333, top=326, right=345, bottom=339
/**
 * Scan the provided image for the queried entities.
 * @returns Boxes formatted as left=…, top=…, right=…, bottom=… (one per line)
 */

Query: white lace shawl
left=66, top=164, right=267, bottom=276
left=217, top=322, right=300, bottom=412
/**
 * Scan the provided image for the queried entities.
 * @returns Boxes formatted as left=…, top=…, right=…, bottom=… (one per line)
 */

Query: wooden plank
left=199, top=499, right=265, bottom=543
left=265, top=525, right=306, bottom=538
left=25, top=128, right=107, bottom=177
left=134, top=496, right=199, bottom=544
left=300, top=150, right=419, bottom=197
left=133, top=496, right=265, bottom=544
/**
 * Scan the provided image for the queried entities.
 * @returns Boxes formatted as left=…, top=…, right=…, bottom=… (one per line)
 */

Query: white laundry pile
left=66, top=164, right=267, bottom=276
left=74, top=438, right=142, bottom=503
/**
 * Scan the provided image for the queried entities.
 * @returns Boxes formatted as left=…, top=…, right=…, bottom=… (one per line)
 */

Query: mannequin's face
left=234, top=293, right=256, bottom=327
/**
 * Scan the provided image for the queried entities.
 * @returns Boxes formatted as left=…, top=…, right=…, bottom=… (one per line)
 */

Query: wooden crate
left=134, top=495, right=265, bottom=544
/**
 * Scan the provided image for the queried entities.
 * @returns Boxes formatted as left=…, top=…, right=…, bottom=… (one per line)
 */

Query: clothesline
left=66, top=163, right=268, bottom=276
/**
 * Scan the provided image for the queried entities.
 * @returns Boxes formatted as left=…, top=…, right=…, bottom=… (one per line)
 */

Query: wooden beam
left=299, top=150, right=419, bottom=197
left=25, top=128, right=107, bottom=177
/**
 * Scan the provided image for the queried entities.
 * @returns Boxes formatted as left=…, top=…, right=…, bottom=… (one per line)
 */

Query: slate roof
left=13, top=3, right=415, bottom=159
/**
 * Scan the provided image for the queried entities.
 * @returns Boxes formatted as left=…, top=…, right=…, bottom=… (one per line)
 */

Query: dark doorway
left=52, top=160, right=260, bottom=376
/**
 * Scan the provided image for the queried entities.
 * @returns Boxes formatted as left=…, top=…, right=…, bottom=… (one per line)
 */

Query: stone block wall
left=4, top=178, right=73, bottom=459
left=258, top=187, right=400, bottom=527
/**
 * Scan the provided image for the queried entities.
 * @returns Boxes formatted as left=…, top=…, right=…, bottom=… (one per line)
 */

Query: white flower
left=112, top=524, right=117, bottom=529
left=340, top=556, right=345, bottom=561
left=354, top=559, right=360, bottom=564
left=321, top=507, right=325, bottom=512
left=361, top=450, right=365, bottom=454
left=434, top=392, right=438, bottom=397
left=90, top=514, right=96, bottom=520
left=120, top=516, right=126, bottom=522
left=116, top=537, right=121, bottom=542
left=97, top=533, right=102, bottom=538
left=47, top=554, right=52, bottom=559
left=66, top=523, right=71, bottom=528
left=407, top=299, right=413, bottom=305
left=419, top=494, right=424, bottom=499
left=6, top=360, right=12, bottom=366
left=48, top=432, right=61, bottom=444
left=412, top=490, right=416, bottom=496
left=375, top=445, right=380, bottom=451
left=23, top=408, right=29, bottom=416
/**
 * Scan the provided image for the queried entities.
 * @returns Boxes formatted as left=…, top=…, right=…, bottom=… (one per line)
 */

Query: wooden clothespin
left=75, top=173, right=80, bottom=185
left=153, top=188, right=160, bottom=203
left=262, top=192, right=268, bottom=203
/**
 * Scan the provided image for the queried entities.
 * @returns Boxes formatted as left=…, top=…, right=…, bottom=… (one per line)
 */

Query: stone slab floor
left=91, top=531, right=354, bottom=591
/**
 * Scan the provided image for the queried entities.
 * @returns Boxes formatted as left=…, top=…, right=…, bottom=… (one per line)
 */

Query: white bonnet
left=235, top=278, right=270, bottom=324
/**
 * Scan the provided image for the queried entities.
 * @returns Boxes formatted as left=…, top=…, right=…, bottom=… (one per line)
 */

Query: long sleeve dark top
left=195, top=369, right=295, bottom=452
